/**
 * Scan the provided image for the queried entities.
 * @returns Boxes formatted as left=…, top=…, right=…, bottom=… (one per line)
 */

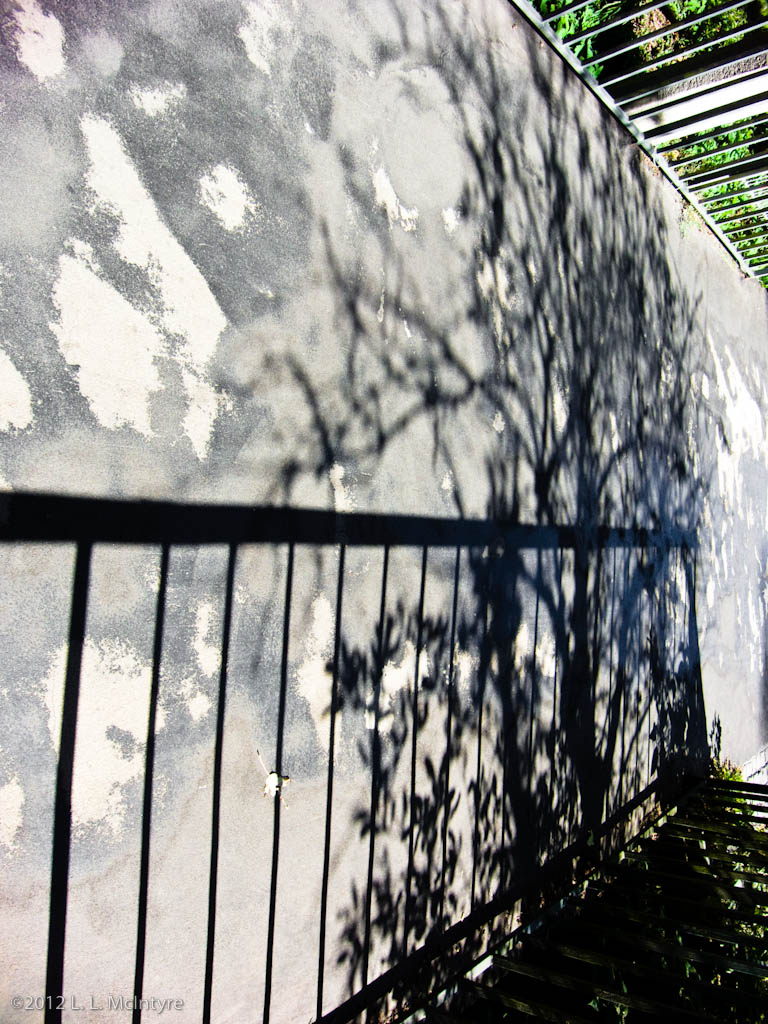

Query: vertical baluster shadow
left=45, top=542, right=92, bottom=1024
left=263, top=542, right=295, bottom=1024
left=317, top=544, right=346, bottom=1022
left=202, top=544, right=238, bottom=1024
left=402, top=545, right=428, bottom=960
left=439, top=546, right=461, bottom=930
left=132, top=544, right=170, bottom=1024
left=361, top=546, right=389, bottom=989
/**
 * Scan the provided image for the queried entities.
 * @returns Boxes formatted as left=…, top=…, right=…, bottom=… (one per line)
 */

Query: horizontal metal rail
left=0, top=491, right=695, bottom=550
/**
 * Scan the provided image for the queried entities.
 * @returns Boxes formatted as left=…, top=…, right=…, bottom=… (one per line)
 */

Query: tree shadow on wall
left=268, top=1, right=712, bottom=1019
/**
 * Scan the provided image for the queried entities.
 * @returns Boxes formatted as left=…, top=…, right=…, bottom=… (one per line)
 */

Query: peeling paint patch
left=366, top=640, right=431, bottom=733
left=79, top=114, right=229, bottom=456
left=182, top=369, right=223, bottom=460
left=372, top=166, right=419, bottom=232
left=199, top=164, right=260, bottom=231
left=187, top=691, right=212, bottom=722
left=194, top=600, right=220, bottom=677
left=130, top=81, right=187, bottom=116
left=0, top=777, right=24, bottom=851
left=11, top=0, right=66, bottom=82
left=49, top=253, right=163, bottom=435
left=238, top=0, right=289, bottom=76
left=43, top=639, right=160, bottom=836
left=0, top=346, right=33, bottom=431
left=296, top=595, right=334, bottom=751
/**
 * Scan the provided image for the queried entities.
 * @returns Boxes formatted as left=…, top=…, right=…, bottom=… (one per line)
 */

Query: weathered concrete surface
left=2, top=0, right=768, bottom=1021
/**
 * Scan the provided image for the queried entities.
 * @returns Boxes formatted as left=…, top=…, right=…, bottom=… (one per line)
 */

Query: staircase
left=421, top=778, right=768, bottom=1022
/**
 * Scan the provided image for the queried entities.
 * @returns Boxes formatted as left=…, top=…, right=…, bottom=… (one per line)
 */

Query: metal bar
left=567, top=0, right=669, bottom=44
left=617, top=43, right=768, bottom=110
left=132, top=544, right=170, bottom=1024
left=631, top=63, right=768, bottom=121
left=713, top=199, right=768, bottom=226
left=438, top=546, right=461, bottom=929
left=685, top=152, right=768, bottom=188
left=0, top=492, right=697, bottom=551
left=694, top=170, right=768, bottom=196
left=725, top=221, right=768, bottom=240
left=202, top=545, right=237, bottom=1024
left=658, top=112, right=768, bottom=154
left=262, top=543, right=294, bottom=1024
left=316, top=544, right=345, bottom=1022
left=542, top=0, right=601, bottom=26
left=644, top=87, right=768, bottom=143
left=44, top=543, right=92, bottom=1024
left=583, top=0, right=754, bottom=68
left=602, top=19, right=768, bottom=89
left=704, top=185, right=768, bottom=210
left=736, top=239, right=768, bottom=256
left=674, top=132, right=768, bottom=172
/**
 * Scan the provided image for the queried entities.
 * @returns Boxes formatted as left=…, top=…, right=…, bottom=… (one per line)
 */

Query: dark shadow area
left=260, top=2, right=713, bottom=1018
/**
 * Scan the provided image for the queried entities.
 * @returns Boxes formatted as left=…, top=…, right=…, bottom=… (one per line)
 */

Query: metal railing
left=0, top=492, right=706, bottom=1024
left=512, top=0, right=768, bottom=283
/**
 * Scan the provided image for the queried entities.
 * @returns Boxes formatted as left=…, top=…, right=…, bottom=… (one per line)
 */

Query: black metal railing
left=0, top=492, right=707, bottom=1023
left=515, top=0, right=768, bottom=283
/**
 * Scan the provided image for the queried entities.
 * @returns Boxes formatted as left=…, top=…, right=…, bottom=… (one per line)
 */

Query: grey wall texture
left=2, top=0, right=768, bottom=1021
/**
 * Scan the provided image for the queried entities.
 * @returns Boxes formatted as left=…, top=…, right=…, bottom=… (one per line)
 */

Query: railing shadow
left=0, top=492, right=707, bottom=1024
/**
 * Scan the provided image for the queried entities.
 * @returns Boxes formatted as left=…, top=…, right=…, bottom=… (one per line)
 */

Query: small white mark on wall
left=0, top=776, right=25, bottom=851
left=0, top=346, right=33, bottom=432
left=366, top=639, right=431, bottom=733
left=199, top=164, right=260, bottom=231
left=10, top=0, right=66, bottom=83
left=130, top=82, right=187, bottom=117
left=372, top=166, right=419, bottom=232
left=329, top=463, right=355, bottom=511
left=608, top=411, right=620, bottom=454
left=454, top=647, right=477, bottom=697
left=492, top=411, right=505, bottom=434
left=442, top=208, right=460, bottom=235
left=553, top=384, right=568, bottom=436
left=187, top=691, right=212, bottom=722
left=296, top=595, right=334, bottom=752
left=43, top=639, right=164, bottom=836
left=49, top=252, right=163, bottom=436
left=238, top=0, right=289, bottom=76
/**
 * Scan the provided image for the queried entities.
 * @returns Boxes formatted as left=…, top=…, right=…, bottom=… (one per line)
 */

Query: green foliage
left=709, top=755, right=743, bottom=781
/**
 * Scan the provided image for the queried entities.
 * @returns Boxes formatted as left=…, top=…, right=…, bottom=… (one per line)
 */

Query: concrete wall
left=2, top=0, right=768, bottom=1021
